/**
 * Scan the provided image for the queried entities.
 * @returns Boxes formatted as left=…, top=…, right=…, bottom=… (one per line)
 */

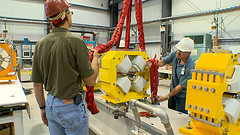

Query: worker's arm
left=147, top=59, right=166, bottom=67
left=158, top=60, right=166, bottom=67
left=83, top=49, right=99, bottom=86
left=158, top=84, right=184, bottom=102
left=33, top=83, right=48, bottom=126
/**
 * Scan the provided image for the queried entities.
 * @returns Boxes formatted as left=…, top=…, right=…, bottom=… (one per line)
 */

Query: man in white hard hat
left=148, top=37, right=195, bottom=114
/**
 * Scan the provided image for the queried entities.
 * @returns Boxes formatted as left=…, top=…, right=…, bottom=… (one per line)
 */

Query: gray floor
left=21, top=79, right=171, bottom=135
left=22, top=82, right=49, bottom=135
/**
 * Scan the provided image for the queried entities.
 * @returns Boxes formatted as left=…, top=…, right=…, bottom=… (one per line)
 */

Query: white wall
left=173, top=0, right=240, bottom=15
left=71, top=6, right=110, bottom=27
left=0, top=0, right=110, bottom=42
left=172, top=0, right=240, bottom=49
left=0, top=22, right=47, bottom=41
left=68, top=0, right=108, bottom=10
left=0, top=0, right=45, bottom=20
left=0, top=0, right=45, bottom=41
left=145, top=44, right=161, bottom=59
left=69, top=0, right=110, bottom=27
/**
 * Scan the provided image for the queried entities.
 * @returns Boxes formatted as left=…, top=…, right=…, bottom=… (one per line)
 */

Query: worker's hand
left=146, top=61, right=152, bottom=68
left=146, top=96, right=159, bottom=104
left=40, top=109, right=48, bottom=126
left=157, top=96, right=168, bottom=102
left=92, top=49, right=99, bottom=58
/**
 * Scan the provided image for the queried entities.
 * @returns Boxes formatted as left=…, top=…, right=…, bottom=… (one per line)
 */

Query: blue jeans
left=168, top=95, right=188, bottom=114
left=46, top=93, right=89, bottom=135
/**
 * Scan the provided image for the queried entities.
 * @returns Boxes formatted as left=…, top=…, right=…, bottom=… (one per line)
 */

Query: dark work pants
left=168, top=96, right=188, bottom=114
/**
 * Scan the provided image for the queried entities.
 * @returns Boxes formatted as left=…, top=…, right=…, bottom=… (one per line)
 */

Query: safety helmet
left=44, top=0, right=71, bottom=26
left=175, top=38, right=194, bottom=52
left=119, top=40, right=125, bottom=48
left=44, top=0, right=71, bottom=18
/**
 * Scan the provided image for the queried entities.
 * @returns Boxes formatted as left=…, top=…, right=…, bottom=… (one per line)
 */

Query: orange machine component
left=0, top=41, right=17, bottom=81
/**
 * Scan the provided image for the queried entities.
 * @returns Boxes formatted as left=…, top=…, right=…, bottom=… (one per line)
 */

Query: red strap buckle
left=139, top=111, right=157, bottom=118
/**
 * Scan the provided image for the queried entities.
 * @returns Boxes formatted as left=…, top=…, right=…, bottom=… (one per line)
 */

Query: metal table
left=0, top=78, right=29, bottom=135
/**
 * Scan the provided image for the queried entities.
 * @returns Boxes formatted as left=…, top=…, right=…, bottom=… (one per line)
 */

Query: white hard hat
left=175, top=38, right=194, bottom=52
left=119, top=40, right=125, bottom=48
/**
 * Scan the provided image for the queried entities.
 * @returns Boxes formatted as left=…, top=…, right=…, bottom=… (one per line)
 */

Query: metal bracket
left=112, top=108, right=125, bottom=119
left=191, top=69, right=225, bottom=78
left=129, top=101, right=142, bottom=128
left=129, top=99, right=174, bottom=135
left=189, top=114, right=222, bottom=127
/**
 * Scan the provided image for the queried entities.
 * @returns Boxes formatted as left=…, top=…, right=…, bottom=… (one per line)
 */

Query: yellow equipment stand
left=180, top=53, right=240, bottom=135
left=99, top=50, right=150, bottom=104
left=0, top=42, right=17, bottom=81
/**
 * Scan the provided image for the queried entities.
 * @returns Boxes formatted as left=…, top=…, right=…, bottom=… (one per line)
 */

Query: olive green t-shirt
left=32, top=27, right=94, bottom=99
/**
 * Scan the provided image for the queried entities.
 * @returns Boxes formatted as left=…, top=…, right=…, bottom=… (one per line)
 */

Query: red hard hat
left=44, top=0, right=71, bottom=18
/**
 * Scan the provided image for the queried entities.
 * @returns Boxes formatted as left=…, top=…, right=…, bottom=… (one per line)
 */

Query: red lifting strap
left=148, top=55, right=159, bottom=103
left=124, top=0, right=132, bottom=49
left=135, top=0, right=145, bottom=50
left=85, top=85, right=99, bottom=114
left=86, top=0, right=146, bottom=114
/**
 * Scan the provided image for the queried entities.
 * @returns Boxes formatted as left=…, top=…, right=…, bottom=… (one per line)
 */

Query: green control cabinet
left=184, top=34, right=212, bottom=61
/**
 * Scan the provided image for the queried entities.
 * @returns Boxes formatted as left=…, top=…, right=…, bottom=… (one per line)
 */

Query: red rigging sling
left=148, top=55, right=159, bottom=103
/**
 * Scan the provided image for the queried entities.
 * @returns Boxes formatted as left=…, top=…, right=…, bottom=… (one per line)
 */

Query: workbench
left=158, top=69, right=172, bottom=80
left=89, top=91, right=190, bottom=135
left=0, top=78, right=29, bottom=135
left=158, top=69, right=172, bottom=74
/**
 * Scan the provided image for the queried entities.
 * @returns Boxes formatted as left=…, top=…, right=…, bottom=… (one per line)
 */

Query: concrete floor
left=21, top=79, right=171, bottom=135
left=22, top=82, right=49, bottom=135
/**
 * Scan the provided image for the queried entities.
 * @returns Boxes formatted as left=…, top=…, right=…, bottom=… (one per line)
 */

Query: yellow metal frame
left=0, top=42, right=17, bottom=81
left=180, top=53, right=240, bottom=135
left=83, top=82, right=101, bottom=91
left=100, top=51, right=150, bottom=104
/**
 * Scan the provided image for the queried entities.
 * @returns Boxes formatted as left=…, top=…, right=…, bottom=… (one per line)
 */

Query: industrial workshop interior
left=0, top=0, right=240, bottom=135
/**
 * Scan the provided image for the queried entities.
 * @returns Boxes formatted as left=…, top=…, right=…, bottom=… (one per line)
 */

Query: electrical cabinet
left=19, top=38, right=35, bottom=82
left=184, top=34, right=212, bottom=61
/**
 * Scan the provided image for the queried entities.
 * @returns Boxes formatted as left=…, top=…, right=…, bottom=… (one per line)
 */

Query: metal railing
left=129, top=99, right=174, bottom=135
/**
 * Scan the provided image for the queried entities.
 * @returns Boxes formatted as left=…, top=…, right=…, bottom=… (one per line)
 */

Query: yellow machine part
left=100, top=51, right=150, bottom=104
left=82, top=82, right=101, bottom=91
left=0, top=42, right=17, bottom=80
left=180, top=53, right=240, bottom=135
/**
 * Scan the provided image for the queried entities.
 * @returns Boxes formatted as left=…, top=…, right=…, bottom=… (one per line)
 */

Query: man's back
left=32, top=27, right=94, bottom=99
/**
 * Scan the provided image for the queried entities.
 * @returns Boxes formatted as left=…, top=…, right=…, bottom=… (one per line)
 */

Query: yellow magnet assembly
left=99, top=51, right=150, bottom=104
left=180, top=53, right=240, bottom=135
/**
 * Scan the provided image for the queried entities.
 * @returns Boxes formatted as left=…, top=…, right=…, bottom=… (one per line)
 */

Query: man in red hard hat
left=32, top=0, right=99, bottom=134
